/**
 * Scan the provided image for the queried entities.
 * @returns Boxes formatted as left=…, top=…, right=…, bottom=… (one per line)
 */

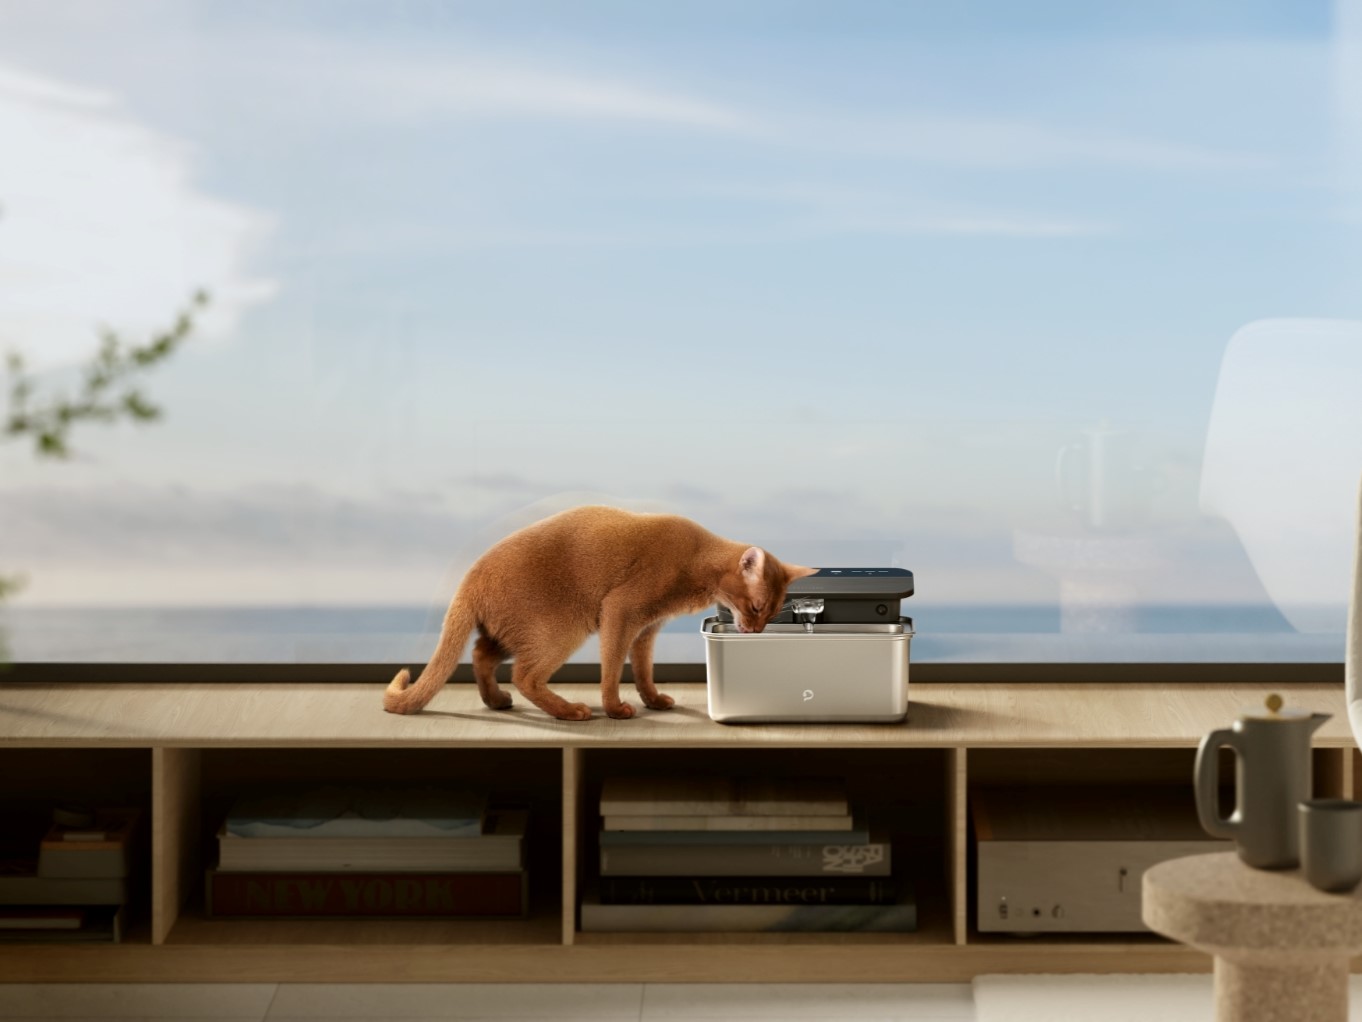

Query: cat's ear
left=786, top=564, right=817, bottom=582
left=739, top=547, right=765, bottom=580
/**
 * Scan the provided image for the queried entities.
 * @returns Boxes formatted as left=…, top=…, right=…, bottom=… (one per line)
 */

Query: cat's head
left=719, top=547, right=817, bottom=634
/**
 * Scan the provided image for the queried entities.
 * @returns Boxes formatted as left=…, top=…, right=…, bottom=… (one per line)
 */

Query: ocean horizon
left=0, top=603, right=1344, bottom=664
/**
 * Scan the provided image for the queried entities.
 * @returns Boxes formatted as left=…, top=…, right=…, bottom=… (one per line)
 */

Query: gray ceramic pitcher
left=1194, top=693, right=1330, bottom=869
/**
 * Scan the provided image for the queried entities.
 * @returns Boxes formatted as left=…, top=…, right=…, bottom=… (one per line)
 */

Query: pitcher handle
left=1195, top=727, right=1241, bottom=839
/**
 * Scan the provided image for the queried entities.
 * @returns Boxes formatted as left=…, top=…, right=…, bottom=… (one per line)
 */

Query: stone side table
left=1144, top=852, right=1362, bottom=1022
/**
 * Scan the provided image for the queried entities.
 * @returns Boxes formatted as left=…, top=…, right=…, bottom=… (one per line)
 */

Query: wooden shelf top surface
left=0, top=680, right=1353, bottom=748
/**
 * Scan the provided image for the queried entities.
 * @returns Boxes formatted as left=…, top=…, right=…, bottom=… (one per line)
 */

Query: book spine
left=215, top=834, right=524, bottom=873
left=599, top=779, right=848, bottom=817
left=598, top=825, right=870, bottom=846
left=0, top=905, right=122, bottom=944
left=0, top=876, right=127, bottom=905
left=38, top=847, right=130, bottom=879
left=600, top=876, right=898, bottom=905
left=601, top=814, right=853, bottom=832
left=204, top=869, right=526, bottom=918
left=226, top=819, right=485, bottom=839
left=215, top=852, right=521, bottom=873
left=0, top=909, right=85, bottom=929
left=600, top=840, right=891, bottom=877
left=580, top=895, right=916, bottom=933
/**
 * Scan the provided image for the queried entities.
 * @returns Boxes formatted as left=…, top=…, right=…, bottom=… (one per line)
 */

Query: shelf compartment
left=0, top=747, right=152, bottom=947
left=158, top=747, right=563, bottom=946
left=965, top=748, right=1238, bottom=945
left=575, top=748, right=948, bottom=943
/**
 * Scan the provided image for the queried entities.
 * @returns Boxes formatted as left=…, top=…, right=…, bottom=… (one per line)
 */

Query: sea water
left=0, top=603, right=1343, bottom=664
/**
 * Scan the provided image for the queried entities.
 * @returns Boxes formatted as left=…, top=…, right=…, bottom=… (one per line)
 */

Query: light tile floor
left=0, top=983, right=977, bottom=1022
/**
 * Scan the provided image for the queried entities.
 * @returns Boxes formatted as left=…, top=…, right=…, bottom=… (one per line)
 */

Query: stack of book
left=583, top=777, right=914, bottom=933
left=206, top=786, right=528, bottom=919
left=0, top=807, right=139, bottom=943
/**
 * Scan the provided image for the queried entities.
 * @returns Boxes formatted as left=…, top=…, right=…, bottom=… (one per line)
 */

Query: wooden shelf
left=0, top=678, right=1354, bottom=982
left=1, top=681, right=1353, bottom=748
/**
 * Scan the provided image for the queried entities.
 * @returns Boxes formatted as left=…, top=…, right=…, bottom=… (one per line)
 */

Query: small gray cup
left=1299, top=799, right=1362, bottom=893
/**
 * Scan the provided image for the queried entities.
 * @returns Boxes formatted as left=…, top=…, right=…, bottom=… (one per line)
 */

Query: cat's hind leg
left=629, top=622, right=674, bottom=711
left=471, top=633, right=513, bottom=710
left=510, top=640, right=592, bottom=722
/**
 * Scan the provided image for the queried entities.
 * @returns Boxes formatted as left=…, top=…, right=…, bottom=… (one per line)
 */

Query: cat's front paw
left=643, top=693, right=675, bottom=711
left=556, top=702, right=593, bottom=722
left=605, top=701, right=636, bottom=720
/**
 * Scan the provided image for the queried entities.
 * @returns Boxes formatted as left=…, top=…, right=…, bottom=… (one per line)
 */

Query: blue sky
left=0, top=0, right=1358, bottom=627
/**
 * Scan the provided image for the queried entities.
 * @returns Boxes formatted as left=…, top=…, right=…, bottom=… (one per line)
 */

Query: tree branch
left=4, top=289, right=210, bottom=458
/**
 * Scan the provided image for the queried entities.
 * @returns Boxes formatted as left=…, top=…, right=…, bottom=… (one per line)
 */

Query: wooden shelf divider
left=151, top=746, right=200, bottom=945
left=948, top=747, right=968, bottom=947
left=562, top=746, right=582, bottom=947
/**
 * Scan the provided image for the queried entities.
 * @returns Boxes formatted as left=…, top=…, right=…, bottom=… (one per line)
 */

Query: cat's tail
left=384, top=599, right=477, bottom=715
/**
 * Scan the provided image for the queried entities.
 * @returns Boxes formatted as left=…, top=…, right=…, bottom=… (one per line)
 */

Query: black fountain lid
left=789, top=567, right=914, bottom=600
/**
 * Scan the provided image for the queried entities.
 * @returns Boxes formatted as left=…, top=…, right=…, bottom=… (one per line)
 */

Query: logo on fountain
left=802, top=689, right=814, bottom=702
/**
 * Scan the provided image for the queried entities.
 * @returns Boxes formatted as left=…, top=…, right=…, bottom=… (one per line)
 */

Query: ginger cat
left=384, top=505, right=814, bottom=721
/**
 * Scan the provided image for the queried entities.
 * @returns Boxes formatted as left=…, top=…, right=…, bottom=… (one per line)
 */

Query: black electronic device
left=716, top=567, right=914, bottom=626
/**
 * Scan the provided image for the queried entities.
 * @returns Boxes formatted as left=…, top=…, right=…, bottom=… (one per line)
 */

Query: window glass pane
left=1, top=1, right=1359, bottom=664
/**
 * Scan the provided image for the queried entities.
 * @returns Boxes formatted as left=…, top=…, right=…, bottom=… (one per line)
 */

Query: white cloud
left=689, top=181, right=1109, bottom=240
left=0, top=63, right=276, bottom=368
left=215, top=34, right=1253, bottom=174
left=770, top=111, right=1274, bottom=173
left=286, top=33, right=1268, bottom=172
left=368, top=56, right=745, bottom=129
left=0, top=65, right=113, bottom=108
left=221, top=34, right=745, bottom=132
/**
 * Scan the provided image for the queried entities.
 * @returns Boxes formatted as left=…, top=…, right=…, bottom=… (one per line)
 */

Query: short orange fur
left=384, top=505, right=814, bottom=721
